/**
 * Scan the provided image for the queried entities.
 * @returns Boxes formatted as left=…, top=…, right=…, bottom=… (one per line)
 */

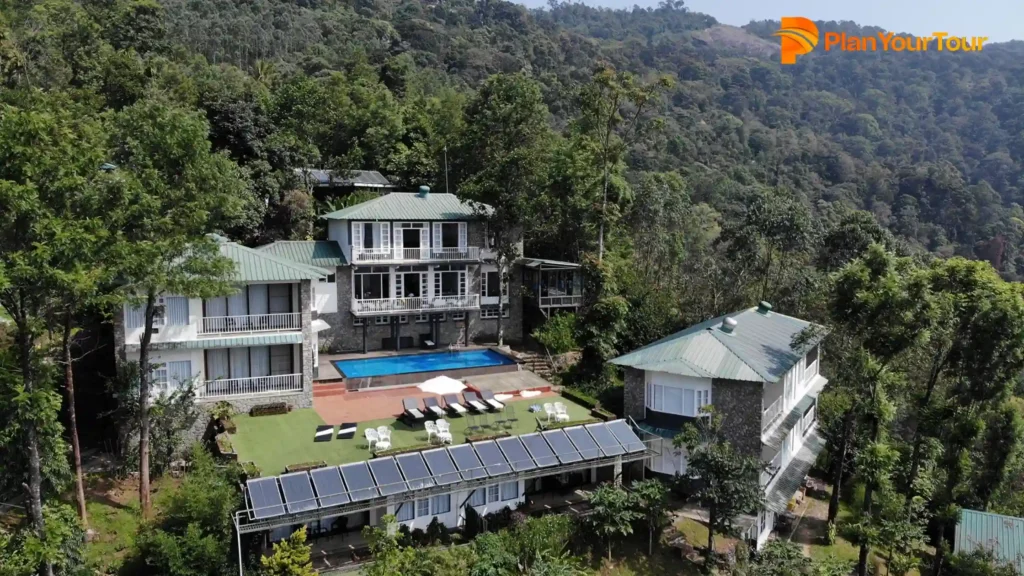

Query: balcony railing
left=539, top=295, right=583, bottom=307
left=351, top=294, right=480, bottom=316
left=198, top=373, right=303, bottom=399
left=761, top=452, right=783, bottom=487
left=762, top=396, right=784, bottom=432
left=351, top=246, right=481, bottom=263
left=200, top=313, right=301, bottom=335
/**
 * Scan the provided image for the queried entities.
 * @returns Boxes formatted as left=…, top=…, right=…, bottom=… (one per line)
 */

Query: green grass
left=230, top=396, right=593, bottom=475
left=82, top=474, right=179, bottom=573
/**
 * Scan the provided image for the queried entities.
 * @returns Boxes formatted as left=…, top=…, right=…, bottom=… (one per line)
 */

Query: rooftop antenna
left=444, top=144, right=450, bottom=194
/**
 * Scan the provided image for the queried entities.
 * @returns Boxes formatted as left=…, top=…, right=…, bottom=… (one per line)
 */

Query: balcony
left=200, top=313, right=301, bottom=335
left=539, top=295, right=583, bottom=307
left=351, top=294, right=480, bottom=316
left=350, top=246, right=481, bottom=264
left=198, top=373, right=303, bottom=399
left=762, top=396, right=784, bottom=432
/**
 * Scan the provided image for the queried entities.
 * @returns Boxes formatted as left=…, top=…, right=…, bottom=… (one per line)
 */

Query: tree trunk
left=828, top=409, right=856, bottom=524
left=648, top=526, right=654, bottom=556
left=63, top=312, right=88, bottom=527
left=496, top=261, right=504, bottom=347
left=707, top=505, right=716, bottom=558
left=598, top=163, right=609, bottom=261
left=902, top=351, right=946, bottom=510
left=138, top=290, right=156, bottom=518
left=607, top=539, right=612, bottom=561
left=856, top=418, right=881, bottom=576
left=14, top=297, right=54, bottom=576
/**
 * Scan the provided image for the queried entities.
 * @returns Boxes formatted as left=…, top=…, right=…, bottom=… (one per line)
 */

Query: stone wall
left=711, top=378, right=762, bottom=457
left=623, top=367, right=646, bottom=421
left=299, top=279, right=313, bottom=406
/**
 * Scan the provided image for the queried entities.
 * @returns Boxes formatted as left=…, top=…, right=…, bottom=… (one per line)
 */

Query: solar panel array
left=245, top=420, right=646, bottom=520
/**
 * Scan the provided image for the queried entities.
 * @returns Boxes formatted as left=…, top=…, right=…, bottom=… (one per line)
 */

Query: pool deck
left=315, top=345, right=501, bottom=382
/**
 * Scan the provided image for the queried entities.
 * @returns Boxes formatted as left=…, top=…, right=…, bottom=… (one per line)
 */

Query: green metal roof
left=125, top=333, right=303, bottom=352
left=255, top=241, right=347, bottom=268
left=321, top=192, right=489, bottom=221
left=214, top=238, right=330, bottom=282
left=956, top=509, right=1024, bottom=572
left=610, top=306, right=824, bottom=383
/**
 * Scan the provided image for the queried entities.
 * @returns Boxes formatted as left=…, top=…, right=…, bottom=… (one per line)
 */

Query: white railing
left=200, top=313, right=301, bottom=335
left=350, top=246, right=481, bottom=263
left=198, top=374, right=302, bottom=399
left=539, top=295, right=583, bottom=307
left=351, top=294, right=480, bottom=316
left=762, top=396, right=784, bottom=432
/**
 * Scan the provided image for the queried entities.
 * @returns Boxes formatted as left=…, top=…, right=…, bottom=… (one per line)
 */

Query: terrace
left=229, top=395, right=594, bottom=475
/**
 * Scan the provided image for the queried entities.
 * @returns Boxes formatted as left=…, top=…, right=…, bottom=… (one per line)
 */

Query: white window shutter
left=433, top=223, right=442, bottom=253
left=458, top=222, right=467, bottom=249
left=393, top=223, right=402, bottom=253
left=352, top=222, right=362, bottom=250
left=420, top=273, right=429, bottom=300
left=420, top=227, right=429, bottom=258
left=125, top=304, right=145, bottom=329
left=166, top=297, right=189, bottom=325
left=380, top=222, right=390, bottom=251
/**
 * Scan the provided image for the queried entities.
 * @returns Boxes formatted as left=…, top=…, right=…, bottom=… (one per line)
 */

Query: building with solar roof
left=236, top=420, right=655, bottom=562
left=610, top=301, right=828, bottom=549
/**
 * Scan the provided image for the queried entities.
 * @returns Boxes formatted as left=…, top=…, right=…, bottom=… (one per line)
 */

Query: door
left=270, top=345, right=293, bottom=375
left=229, top=348, right=250, bottom=379
left=206, top=349, right=229, bottom=380
left=248, top=284, right=269, bottom=315
left=250, top=346, right=271, bottom=377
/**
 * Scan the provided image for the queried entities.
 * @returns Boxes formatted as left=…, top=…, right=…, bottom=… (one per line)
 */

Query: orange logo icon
left=775, top=17, right=819, bottom=64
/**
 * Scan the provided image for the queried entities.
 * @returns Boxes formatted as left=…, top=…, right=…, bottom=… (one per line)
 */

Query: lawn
left=230, top=396, right=594, bottom=475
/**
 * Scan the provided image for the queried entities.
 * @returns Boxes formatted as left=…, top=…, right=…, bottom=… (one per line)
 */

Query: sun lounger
left=479, top=390, right=505, bottom=411
left=336, top=423, right=357, bottom=440
left=314, top=425, right=334, bottom=442
left=423, top=397, right=446, bottom=418
left=443, top=394, right=468, bottom=415
left=463, top=391, right=488, bottom=412
left=403, top=398, right=425, bottom=422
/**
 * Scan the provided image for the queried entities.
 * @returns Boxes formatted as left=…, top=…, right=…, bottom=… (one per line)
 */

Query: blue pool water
left=333, top=349, right=516, bottom=378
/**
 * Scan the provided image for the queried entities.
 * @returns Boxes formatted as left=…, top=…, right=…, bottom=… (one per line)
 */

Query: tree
left=458, top=73, right=551, bottom=346
left=108, top=98, right=250, bottom=516
left=262, top=527, right=315, bottom=576
left=585, top=483, right=640, bottom=560
left=631, top=478, right=670, bottom=556
left=573, top=66, right=672, bottom=260
left=675, top=407, right=763, bottom=557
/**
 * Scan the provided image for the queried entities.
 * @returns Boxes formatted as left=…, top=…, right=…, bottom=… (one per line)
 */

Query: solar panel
left=368, top=457, right=408, bottom=496
left=422, top=448, right=462, bottom=485
left=340, top=462, right=379, bottom=501
left=396, top=453, right=435, bottom=490
left=542, top=430, right=583, bottom=464
left=310, top=466, right=350, bottom=508
left=496, top=437, right=537, bottom=472
left=247, top=477, right=285, bottom=519
left=564, top=426, right=603, bottom=460
left=607, top=420, right=646, bottom=453
left=280, top=472, right=318, bottom=513
left=473, top=441, right=512, bottom=476
left=520, top=433, right=559, bottom=467
left=448, top=444, right=487, bottom=480
left=586, top=422, right=625, bottom=456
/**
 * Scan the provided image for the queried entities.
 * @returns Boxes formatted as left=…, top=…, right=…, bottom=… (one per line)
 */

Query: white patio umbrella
left=417, top=375, right=467, bottom=396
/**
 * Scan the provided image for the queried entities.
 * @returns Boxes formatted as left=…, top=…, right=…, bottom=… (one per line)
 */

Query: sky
left=515, top=0, right=1022, bottom=43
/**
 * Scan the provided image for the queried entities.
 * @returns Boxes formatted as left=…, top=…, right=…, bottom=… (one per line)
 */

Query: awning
left=125, top=332, right=302, bottom=352
left=312, top=319, right=331, bottom=333
left=520, top=258, right=580, bottom=270
left=764, top=375, right=827, bottom=449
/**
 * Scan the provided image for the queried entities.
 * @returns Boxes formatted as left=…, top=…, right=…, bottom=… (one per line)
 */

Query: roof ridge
left=707, top=309, right=776, bottom=382
left=228, top=242, right=330, bottom=277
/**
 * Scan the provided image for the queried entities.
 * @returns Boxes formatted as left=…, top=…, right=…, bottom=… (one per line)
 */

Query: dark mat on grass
left=314, top=425, right=334, bottom=442
left=337, top=423, right=357, bottom=440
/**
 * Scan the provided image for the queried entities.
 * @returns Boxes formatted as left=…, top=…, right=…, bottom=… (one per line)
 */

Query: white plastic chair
left=425, top=420, right=438, bottom=443
left=436, top=419, right=453, bottom=444
left=543, top=402, right=555, bottom=423
left=377, top=426, right=392, bottom=446
left=375, top=435, right=391, bottom=451
left=364, top=428, right=379, bottom=451
left=554, top=402, right=570, bottom=423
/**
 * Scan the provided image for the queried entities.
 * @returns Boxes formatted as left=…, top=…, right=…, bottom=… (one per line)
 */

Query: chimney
left=720, top=317, right=738, bottom=334
left=418, top=185, right=430, bottom=198
left=757, top=301, right=773, bottom=315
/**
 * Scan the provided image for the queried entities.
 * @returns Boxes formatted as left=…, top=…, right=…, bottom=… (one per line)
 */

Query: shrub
left=211, top=401, right=234, bottom=422
left=560, top=388, right=599, bottom=409
left=464, top=506, right=483, bottom=540
left=373, top=444, right=433, bottom=458
left=285, top=461, right=327, bottom=473
left=240, top=461, right=261, bottom=480
left=250, top=402, right=289, bottom=417
left=532, top=312, right=578, bottom=354
left=540, top=418, right=602, bottom=431
left=592, top=407, right=616, bottom=421
left=214, top=433, right=234, bottom=456
left=465, top=431, right=511, bottom=442
left=425, top=517, right=450, bottom=545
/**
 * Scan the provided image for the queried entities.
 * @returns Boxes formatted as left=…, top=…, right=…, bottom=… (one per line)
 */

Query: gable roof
left=610, top=306, right=824, bottom=383
left=321, top=192, right=489, bottom=221
left=255, top=240, right=347, bottom=268
left=212, top=236, right=331, bottom=282
left=956, top=509, right=1024, bottom=573
left=294, top=168, right=394, bottom=188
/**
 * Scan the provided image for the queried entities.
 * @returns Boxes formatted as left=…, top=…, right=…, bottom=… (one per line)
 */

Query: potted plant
left=211, top=401, right=236, bottom=433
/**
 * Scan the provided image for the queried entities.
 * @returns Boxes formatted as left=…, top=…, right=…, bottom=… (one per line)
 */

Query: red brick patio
left=313, top=386, right=559, bottom=424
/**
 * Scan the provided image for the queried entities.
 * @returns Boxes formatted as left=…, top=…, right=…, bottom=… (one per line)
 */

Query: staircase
left=516, top=350, right=555, bottom=381
left=313, top=380, right=347, bottom=399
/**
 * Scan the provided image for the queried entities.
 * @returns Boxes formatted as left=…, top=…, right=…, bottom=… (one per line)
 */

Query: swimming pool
left=333, top=349, right=517, bottom=379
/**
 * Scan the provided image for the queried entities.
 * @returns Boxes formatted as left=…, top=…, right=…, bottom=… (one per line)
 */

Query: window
left=152, top=303, right=167, bottom=326
left=416, top=498, right=430, bottom=518
left=483, top=271, right=507, bottom=298
left=500, top=481, right=518, bottom=501
left=486, top=484, right=500, bottom=503
left=480, top=306, right=509, bottom=319
left=395, top=502, right=414, bottom=522
left=436, top=313, right=446, bottom=322
left=375, top=316, right=391, bottom=325
left=802, top=403, right=816, bottom=433
left=269, top=345, right=293, bottom=375
left=353, top=317, right=364, bottom=327
left=363, top=223, right=375, bottom=249
left=320, top=273, right=336, bottom=283
left=125, top=304, right=145, bottom=329
left=468, top=489, right=486, bottom=507
left=167, top=361, right=193, bottom=390
left=646, top=381, right=711, bottom=417
left=441, top=222, right=459, bottom=248
left=166, top=297, right=189, bottom=326
left=806, top=345, right=819, bottom=367
left=452, top=312, right=465, bottom=321
left=268, top=284, right=291, bottom=314
left=354, top=268, right=391, bottom=300
left=430, top=494, right=450, bottom=515
left=415, top=313, right=430, bottom=323
left=399, top=315, right=409, bottom=324
left=152, top=366, right=168, bottom=392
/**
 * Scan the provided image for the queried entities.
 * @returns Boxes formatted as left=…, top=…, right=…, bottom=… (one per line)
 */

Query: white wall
left=123, top=297, right=202, bottom=345
left=328, top=221, right=350, bottom=262
left=125, top=347, right=205, bottom=392
left=649, top=437, right=687, bottom=476
left=388, top=480, right=526, bottom=531
left=645, top=371, right=713, bottom=417
left=315, top=277, right=338, bottom=313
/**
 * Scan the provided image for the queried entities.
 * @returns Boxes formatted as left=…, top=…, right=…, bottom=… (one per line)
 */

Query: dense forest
left=5, top=0, right=1024, bottom=575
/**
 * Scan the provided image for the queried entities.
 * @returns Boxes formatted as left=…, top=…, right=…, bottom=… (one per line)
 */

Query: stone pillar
left=590, top=466, right=597, bottom=484
left=623, top=367, right=646, bottom=422
left=299, top=280, right=313, bottom=407
left=613, top=458, right=623, bottom=486
left=113, top=305, right=127, bottom=364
